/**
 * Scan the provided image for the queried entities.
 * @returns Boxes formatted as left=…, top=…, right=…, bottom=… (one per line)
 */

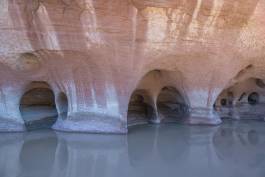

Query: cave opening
left=127, top=90, right=155, bottom=127
left=157, top=86, right=189, bottom=123
left=20, top=82, right=58, bottom=130
left=248, top=92, right=259, bottom=105
left=215, top=78, right=265, bottom=120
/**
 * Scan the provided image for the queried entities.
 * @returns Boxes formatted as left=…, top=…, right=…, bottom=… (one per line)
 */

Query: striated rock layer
left=0, top=0, right=265, bottom=133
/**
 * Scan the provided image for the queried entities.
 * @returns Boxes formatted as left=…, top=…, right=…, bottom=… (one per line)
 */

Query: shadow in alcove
left=20, top=82, right=58, bottom=131
left=157, top=86, right=189, bottom=123
left=215, top=78, right=265, bottom=121
left=56, top=92, right=68, bottom=121
left=127, top=90, right=156, bottom=127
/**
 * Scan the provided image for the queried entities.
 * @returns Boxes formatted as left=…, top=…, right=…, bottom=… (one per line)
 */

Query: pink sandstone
left=0, top=0, right=265, bottom=133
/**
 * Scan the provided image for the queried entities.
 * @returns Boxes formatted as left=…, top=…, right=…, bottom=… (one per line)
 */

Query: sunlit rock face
left=0, top=0, right=265, bottom=133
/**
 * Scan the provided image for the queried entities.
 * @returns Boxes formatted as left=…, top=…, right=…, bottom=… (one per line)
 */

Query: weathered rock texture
left=0, top=0, right=265, bottom=133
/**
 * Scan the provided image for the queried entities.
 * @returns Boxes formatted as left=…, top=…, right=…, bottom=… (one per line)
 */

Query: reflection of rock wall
left=0, top=121, right=264, bottom=177
left=213, top=120, right=265, bottom=174
left=0, top=133, right=24, bottom=177
left=52, top=132, right=127, bottom=177
left=0, top=131, right=57, bottom=177
left=0, top=0, right=265, bottom=132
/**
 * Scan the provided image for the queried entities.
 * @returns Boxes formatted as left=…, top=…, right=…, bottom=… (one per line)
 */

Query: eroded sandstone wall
left=0, top=0, right=265, bottom=133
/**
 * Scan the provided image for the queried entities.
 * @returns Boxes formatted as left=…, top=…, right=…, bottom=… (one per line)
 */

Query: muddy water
left=0, top=120, right=265, bottom=177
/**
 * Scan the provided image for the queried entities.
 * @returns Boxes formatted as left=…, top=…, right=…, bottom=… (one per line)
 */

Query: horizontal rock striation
left=0, top=0, right=265, bottom=133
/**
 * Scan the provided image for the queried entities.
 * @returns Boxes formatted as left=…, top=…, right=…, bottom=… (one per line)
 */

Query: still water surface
left=0, top=120, right=265, bottom=177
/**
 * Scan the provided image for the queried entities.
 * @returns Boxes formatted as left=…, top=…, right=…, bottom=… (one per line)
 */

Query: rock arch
left=20, top=81, right=58, bottom=130
left=127, top=69, right=189, bottom=126
left=157, top=86, right=189, bottom=123
left=215, top=78, right=265, bottom=120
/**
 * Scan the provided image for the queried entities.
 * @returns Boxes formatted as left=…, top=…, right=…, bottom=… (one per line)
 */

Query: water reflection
left=20, top=132, right=57, bottom=177
left=157, top=125, right=189, bottom=164
left=248, top=130, right=259, bottom=145
left=0, top=133, right=24, bottom=177
left=213, top=120, right=265, bottom=177
left=52, top=132, right=127, bottom=177
left=128, top=124, right=156, bottom=166
left=0, top=120, right=265, bottom=177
